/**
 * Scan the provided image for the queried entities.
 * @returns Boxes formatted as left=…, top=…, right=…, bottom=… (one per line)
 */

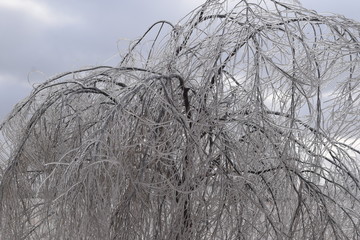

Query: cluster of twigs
left=1, top=0, right=360, bottom=239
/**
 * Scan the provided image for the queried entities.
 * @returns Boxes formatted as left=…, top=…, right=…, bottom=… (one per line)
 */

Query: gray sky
left=1, top=0, right=359, bottom=121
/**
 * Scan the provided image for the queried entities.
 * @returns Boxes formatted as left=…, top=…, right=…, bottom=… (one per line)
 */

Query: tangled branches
left=1, top=0, right=360, bottom=239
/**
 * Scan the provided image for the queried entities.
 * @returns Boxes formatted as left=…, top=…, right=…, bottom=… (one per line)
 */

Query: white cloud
left=0, top=0, right=80, bottom=26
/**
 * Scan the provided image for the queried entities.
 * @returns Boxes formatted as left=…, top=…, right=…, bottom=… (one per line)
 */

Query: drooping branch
left=1, top=0, right=360, bottom=239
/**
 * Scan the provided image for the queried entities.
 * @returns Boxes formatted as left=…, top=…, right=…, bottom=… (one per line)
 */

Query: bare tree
left=1, top=0, right=360, bottom=239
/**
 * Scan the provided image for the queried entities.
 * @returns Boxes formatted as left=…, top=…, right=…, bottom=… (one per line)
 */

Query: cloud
left=0, top=0, right=80, bottom=26
left=0, top=72, right=32, bottom=89
left=0, top=72, right=32, bottom=121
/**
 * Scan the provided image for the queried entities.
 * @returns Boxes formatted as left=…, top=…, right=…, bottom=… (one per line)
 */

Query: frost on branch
left=1, top=0, right=360, bottom=239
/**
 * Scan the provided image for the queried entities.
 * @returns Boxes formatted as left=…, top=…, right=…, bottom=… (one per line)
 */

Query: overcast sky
left=0, top=0, right=359, bottom=121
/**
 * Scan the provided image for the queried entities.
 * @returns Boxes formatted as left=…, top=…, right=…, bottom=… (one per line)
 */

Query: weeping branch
left=1, top=0, right=360, bottom=239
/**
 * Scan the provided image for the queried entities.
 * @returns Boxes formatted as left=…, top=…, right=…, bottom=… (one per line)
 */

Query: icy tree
left=1, top=0, right=360, bottom=239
